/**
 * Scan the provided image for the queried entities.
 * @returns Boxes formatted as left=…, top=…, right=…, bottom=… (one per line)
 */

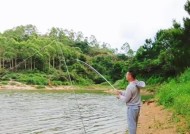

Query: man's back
left=126, top=81, right=141, bottom=106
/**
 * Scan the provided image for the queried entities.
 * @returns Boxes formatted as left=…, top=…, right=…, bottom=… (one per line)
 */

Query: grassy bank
left=157, top=69, right=190, bottom=132
left=0, top=71, right=94, bottom=86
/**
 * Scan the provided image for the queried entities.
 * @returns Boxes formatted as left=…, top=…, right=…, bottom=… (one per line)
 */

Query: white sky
left=0, top=0, right=188, bottom=50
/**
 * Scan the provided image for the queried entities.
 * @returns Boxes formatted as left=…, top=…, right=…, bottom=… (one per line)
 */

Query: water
left=0, top=90, right=127, bottom=134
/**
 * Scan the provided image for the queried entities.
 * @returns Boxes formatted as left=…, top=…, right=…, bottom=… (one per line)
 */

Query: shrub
left=18, top=73, right=48, bottom=85
left=178, top=68, right=190, bottom=83
left=146, top=76, right=163, bottom=85
left=114, top=78, right=127, bottom=89
left=0, top=81, right=8, bottom=85
left=52, top=81, right=63, bottom=86
left=76, top=78, right=93, bottom=86
left=1, top=73, right=18, bottom=80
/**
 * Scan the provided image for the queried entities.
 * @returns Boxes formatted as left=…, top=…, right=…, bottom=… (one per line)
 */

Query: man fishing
left=116, top=70, right=145, bottom=134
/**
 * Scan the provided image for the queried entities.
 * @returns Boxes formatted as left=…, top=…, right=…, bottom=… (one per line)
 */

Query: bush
left=76, top=78, right=93, bottom=86
left=146, top=76, right=164, bottom=85
left=25, top=76, right=48, bottom=85
left=114, top=78, right=127, bottom=89
left=0, top=81, right=8, bottom=85
left=157, top=82, right=176, bottom=107
left=18, top=73, right=48, bottom=85
left=178, top=68, right=190, bottom=83
left=52, top=81, right=63, bottom=86
left=1, top=73, right=18, bottom=80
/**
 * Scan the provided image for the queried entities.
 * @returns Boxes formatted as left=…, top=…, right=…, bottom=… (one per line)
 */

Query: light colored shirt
left=119, top=80, right=145, bottom=107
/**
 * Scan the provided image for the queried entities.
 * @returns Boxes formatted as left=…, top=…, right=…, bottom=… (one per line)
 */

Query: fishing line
left=55, top=43, right=87, bottom=134
left=76, top=59, right=117, bottom=91
left=75, top=59, right=122, bottom=107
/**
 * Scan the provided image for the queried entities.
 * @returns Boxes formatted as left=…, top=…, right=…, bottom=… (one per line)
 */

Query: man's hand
left=104, top=90, right=122, bottom=99
left=116, top=94, right=120, bottom=99
left=115, top=90, right=122, bottom=95
left=110, top=90, right=121, bottom=95
left=115, top=90, right=123, bottom=99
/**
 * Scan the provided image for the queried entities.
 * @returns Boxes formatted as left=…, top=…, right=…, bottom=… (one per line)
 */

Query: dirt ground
left=136, top=89, right=190, bottom=134
left=137, top=101, right=177, bottom=134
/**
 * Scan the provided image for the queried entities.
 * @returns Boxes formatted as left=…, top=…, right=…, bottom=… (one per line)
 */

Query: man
left=116, top=71, right=145, bottom=134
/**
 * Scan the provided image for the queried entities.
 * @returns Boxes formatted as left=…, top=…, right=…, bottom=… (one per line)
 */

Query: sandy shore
left=137, top=102, right=177, bottom=134
left=0, top=80, right=76, bottom=90
left=137, top=96, right=189, bottom=134
left=0, top=80, right=110, bottom=91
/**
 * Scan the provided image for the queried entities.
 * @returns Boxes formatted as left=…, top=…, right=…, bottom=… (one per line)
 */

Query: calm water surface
left=0, top=90, right=127, bottom=134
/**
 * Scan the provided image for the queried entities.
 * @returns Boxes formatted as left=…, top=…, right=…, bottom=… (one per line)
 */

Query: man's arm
left=118, top=88, right=132, bottom=103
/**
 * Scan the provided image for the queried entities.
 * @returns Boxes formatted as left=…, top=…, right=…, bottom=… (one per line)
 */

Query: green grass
left=0, top=71, right=94, bottom=86
left=146, top=76, right=164, bottom=85
left=157, top=68, right=190, bottom=131
left=0, top=81, right=8, bottom=85
left=1, top=72, right=49, bottom=85
left=113, top=78, right=127, bottom=89
left=141, top=94, right=154, bottom=101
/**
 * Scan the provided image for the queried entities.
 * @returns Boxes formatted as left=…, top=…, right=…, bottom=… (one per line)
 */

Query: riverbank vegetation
left=157, top=69, right=190, bottom=131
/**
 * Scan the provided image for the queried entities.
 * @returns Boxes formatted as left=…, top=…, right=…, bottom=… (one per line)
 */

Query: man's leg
left=127, top=106, right=140, bottom=134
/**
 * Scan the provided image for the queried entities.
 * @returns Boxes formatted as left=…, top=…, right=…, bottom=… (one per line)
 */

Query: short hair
left=127, top=70, right=136, bottom=79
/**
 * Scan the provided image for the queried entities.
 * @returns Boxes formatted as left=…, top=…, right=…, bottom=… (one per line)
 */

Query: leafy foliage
left=0, top=25, right=128, bottom=85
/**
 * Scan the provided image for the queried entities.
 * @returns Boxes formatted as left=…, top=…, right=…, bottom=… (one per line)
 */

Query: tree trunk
left=25, top=60, right=26, bottom=70
left=31, top=57, right=32, bottom=70
left=12, top=59, right=14, bottom=69
left=59, top=58, right=61, bottom=70
left=0, top=57, right=1, bottom=69
left=3, top=57, right=4, bottom=68
left=15, top=58, right=17, bottom=71
left=34, top=60, right=35, bottom=69
left=49, top=56, right=51, bottom=70
left=10, top=60, right=11, bottom=69
left=53, top=57, right=55, bottom=68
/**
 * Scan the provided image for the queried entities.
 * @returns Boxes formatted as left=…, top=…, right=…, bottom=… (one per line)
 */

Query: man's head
left=126, top=70, right=136, bottom=82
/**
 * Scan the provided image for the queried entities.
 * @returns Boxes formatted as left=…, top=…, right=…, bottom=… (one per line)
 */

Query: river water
left=0, top=90, right=127, bottom=134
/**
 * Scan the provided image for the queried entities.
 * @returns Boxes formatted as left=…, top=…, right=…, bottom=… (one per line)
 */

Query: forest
left=0, top=24, right=130, bottom=86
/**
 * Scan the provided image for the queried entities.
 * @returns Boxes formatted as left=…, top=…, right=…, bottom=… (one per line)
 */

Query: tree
left=121, top=42, right=134, bottom=57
